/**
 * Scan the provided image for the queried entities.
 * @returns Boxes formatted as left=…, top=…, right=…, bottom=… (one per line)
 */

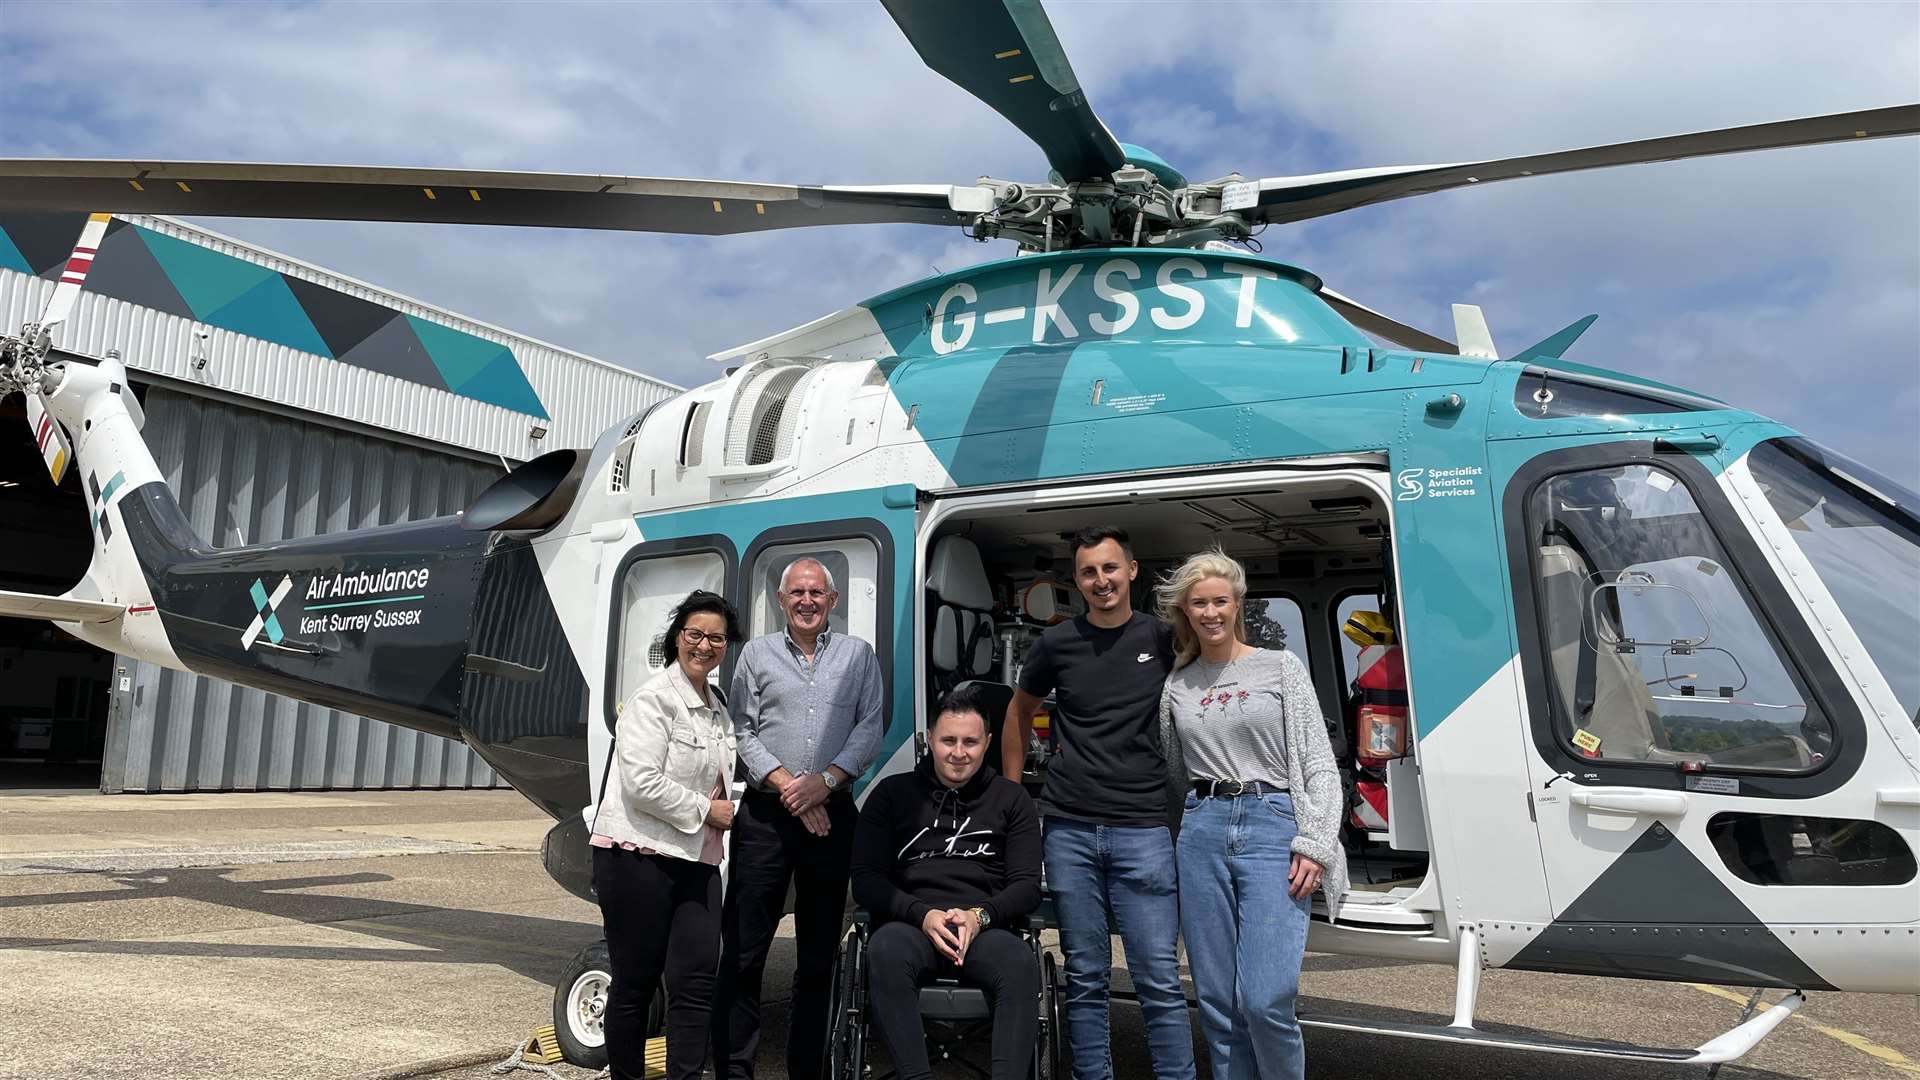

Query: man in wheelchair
left=848, top=684, right=1045, bottom=1080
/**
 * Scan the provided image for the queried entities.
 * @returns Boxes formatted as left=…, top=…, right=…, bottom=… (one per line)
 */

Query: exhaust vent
left=727, top=363, right=808, bottom=467
left=709, top=358, right=825, bottom=477
left=463, top=449, right=586, bottom=533
left=610, top=443, right=632, bottom=493
left=680, top=401, right=711, bottom=467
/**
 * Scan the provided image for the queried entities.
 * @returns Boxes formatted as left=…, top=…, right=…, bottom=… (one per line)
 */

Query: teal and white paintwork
left=530, top=250, right=1919, bottom=1012
left=4, top=0, right=1915, bottom=1060
left=26, top=237, right=1918, bottom=1033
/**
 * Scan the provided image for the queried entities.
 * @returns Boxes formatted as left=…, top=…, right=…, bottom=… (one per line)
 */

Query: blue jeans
left=1043, top=816, right=1196, bottom=1080
left=1176, top=791, right=1312, bottom=1080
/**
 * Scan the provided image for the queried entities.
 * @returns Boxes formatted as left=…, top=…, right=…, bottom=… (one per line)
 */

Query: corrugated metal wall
left=102, top=386, right=508, bottom=793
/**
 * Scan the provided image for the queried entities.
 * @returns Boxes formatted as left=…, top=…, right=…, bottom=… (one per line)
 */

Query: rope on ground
left=487, top=1043, right=608, bottom=1079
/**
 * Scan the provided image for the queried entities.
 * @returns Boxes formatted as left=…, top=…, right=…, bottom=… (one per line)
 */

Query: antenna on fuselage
left=1451, top=305, right=1500, bottom=361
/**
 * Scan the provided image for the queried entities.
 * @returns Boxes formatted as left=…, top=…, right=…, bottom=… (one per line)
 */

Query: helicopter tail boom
left=5, top=346, right=492, bottom=742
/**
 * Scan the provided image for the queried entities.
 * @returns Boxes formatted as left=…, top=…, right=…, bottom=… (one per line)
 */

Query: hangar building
left=0, top=212, right=677, bottom=793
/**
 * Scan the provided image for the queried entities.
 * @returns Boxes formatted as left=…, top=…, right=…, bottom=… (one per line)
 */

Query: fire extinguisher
left=1345, top=611, right=1408, bottom=768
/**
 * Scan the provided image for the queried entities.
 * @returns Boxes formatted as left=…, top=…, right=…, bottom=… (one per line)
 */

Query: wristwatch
left=969, top=906, right=990, bottom=930
left=821, top=770, right=841, bottom=792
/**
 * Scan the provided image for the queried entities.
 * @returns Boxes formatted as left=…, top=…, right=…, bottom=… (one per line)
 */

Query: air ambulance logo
left=242, top=575, right=295, bottom=649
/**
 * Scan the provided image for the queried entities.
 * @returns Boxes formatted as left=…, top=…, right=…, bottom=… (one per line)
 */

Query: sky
left=2, top=0, right=1915, bottom=485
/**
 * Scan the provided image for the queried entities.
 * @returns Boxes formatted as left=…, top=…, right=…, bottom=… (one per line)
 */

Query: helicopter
left=1, top=0, right=1916, bottom=1070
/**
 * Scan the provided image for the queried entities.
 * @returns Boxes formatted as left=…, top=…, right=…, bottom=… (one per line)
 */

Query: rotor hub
left=968, top=164, right=1252, bottom=253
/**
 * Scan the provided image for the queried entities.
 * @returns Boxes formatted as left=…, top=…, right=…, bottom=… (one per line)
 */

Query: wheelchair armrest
left=851, top=909, right=873, bottom=928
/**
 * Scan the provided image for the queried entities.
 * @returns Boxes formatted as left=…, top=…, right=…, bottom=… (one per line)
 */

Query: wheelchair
left=824, top=908, right=1065, bottom=1079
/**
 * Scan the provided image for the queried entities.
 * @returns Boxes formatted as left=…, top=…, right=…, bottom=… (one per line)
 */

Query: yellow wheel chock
left=517, top=1024, right=564, bottom=1066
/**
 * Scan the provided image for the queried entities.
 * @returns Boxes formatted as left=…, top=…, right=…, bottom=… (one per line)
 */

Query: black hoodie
left=850, top=756, right=1042, bottom=929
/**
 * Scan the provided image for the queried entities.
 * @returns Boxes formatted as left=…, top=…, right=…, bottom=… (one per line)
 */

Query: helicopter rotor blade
left=1236, top=104, right=1920, bottom=226
left=1319, top=288, right=1457, bottom=355
left=40, top=212, right=113, bottom=333
left=880, top=0, right=1125, bottom=182
left=0, top=161, right=995, bottom=235
left=25, top=391, right=73, bottom=487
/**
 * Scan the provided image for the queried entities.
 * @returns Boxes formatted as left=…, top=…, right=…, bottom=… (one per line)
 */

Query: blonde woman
left=1155, top=550, right=1348, bottom=1080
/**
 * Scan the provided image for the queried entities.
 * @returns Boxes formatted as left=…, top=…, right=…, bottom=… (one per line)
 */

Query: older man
left=715, top=557, right=885, bottom=1080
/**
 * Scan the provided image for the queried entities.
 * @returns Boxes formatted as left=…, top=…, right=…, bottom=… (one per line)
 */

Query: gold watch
left=969, top=906, right=990, bottom=930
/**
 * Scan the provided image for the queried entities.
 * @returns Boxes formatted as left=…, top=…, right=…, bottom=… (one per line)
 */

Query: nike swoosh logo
left=1137, top=653, right=1154, bottom=663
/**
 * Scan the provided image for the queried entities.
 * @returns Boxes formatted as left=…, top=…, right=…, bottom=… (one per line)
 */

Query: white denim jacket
left=588, top=662, right=737, bottom=863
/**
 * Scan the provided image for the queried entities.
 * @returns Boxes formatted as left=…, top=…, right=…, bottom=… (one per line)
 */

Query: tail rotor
left=1, top=212, right=114, bottom=487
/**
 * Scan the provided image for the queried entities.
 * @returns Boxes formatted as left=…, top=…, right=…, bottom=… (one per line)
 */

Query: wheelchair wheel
left=1040, top=950, right=1065, bottom=1080
left=824, top=927, right=867, bottom=1080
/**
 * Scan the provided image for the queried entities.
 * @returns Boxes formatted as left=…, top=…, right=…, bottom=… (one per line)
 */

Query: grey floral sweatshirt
left=1160, top=646, right=1351, bottom=913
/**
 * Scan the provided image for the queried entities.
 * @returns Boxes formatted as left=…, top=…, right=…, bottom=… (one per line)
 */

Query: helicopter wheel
left=553, top=939, right=665, bottom=1069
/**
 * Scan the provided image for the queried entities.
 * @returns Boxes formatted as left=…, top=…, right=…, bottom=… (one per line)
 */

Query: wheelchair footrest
left=918, top=984, right=991, bottom=1021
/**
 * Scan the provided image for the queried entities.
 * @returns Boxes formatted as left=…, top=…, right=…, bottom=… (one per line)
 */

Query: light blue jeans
left=1043, top=816, right=1197, bottom=1080
left=1176, top=791, right=1313, bottom=1080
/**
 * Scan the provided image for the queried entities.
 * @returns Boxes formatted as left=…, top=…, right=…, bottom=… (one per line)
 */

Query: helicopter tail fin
left=10, top=350, right=188, bottom=665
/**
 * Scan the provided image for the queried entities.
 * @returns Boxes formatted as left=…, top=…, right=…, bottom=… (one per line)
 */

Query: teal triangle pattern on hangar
left=75, top=218, right=196, bottom=317
left=0, top=224, right=29, bottom=277
left=0, top=212, right=550, bottom=420
left=405, top=315, right=548, bottom=418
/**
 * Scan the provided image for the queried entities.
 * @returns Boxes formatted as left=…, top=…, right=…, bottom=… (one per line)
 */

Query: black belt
left=1192, top=779, right=1285, bottom=798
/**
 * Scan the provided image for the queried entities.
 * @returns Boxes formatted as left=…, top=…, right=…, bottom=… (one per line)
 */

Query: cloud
left=1, top=0, right=1913, bottom=484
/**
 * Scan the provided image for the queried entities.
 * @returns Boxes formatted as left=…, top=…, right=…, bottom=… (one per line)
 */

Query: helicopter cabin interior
left=918, top=465, right=1433, bottom=896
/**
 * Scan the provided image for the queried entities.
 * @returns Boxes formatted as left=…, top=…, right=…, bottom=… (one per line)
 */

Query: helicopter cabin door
left=591, top=484, right=922, bottom=820
left=1497, top=438, right=1919, bottom=993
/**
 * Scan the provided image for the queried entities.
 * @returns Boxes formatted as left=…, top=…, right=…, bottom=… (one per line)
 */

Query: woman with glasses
left=588, top=589, right=744, bottom=1080
left=1155, top=550, right=1348, bottom=1080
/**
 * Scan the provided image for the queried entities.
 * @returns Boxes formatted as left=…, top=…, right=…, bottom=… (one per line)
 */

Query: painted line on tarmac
left=1688, top=983, right=1920, bottom=1076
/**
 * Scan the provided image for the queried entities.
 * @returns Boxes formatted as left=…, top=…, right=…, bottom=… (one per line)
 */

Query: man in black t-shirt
left=1000, top=526, right=1195, bottom=1080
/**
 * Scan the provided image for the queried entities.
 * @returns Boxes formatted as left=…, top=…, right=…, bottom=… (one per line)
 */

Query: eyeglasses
left=680, top=628, right=731, bottom=647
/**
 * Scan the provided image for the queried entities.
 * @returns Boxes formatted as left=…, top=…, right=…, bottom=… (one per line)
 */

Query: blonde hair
left=1154, top=548, right=1249, bottom=668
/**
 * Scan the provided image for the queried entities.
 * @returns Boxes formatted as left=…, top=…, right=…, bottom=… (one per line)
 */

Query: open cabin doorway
left=919, top=463, right=1435, bottom=916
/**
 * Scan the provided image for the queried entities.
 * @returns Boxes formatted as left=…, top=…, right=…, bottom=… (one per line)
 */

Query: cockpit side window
left=1749, top=438, right=1920, bottom=726
left=1527, top=463, right=1833, bottom=773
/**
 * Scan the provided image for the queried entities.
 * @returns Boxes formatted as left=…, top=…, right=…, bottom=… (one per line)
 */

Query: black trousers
left=593, top=846, right=721, bottom=1080
left=866, top=921, right=1039, bottom=1080
left=714, top=790, right=857, bottom=1080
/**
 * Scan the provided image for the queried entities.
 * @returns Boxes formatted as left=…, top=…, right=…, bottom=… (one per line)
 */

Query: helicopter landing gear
left=552, top=938, right=664, bottom=1069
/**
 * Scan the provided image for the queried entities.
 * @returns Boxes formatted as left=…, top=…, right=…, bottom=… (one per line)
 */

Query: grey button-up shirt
left=730, top=628, right=886, bottom=787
